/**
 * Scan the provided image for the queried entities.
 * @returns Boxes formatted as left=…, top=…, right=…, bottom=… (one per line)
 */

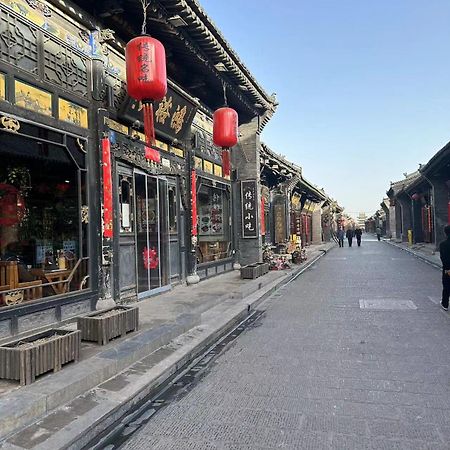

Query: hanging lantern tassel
left=222, top=149, right=231, bottom=178
left=143, top=102, right=156, bottom=147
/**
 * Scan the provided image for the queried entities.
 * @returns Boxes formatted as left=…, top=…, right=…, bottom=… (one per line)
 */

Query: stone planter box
left=0, top=329, right=81, bottom=386
left=240, top=264, right=260, bottom=279
left=77, top=306, right=139, bottom=345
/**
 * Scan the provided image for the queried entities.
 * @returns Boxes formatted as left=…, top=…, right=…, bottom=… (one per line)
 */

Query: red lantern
left=411, top=193, right=421, bottom=201
left=0, top=184, right=24, bottom=226
left=213, top=107, right=238, bottom=178
left=213, top=107, right=238, bottom=148
left=126, top=35, right=167, bottom=159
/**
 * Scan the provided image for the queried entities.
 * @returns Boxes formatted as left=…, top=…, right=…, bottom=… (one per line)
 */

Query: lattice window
left=106, top=71, right=126, bottom=109
left=0, top=9, right=38, bottom=74
left=43, top=35, right=88, bottom=98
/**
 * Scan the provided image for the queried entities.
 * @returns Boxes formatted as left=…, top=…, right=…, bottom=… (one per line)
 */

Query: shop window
left=197, top=184, right=231, bottom=263
left=0, top=132, right=89, bottom=308
left=168, top=185, right=177, bottom=234
left=119, top=175, right=133, bottom=233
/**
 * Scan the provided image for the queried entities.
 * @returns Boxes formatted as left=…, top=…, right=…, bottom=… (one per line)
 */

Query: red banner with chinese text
left=191, top=169, right=197, bottom=236
left=102, top=137, right=113, bottom=238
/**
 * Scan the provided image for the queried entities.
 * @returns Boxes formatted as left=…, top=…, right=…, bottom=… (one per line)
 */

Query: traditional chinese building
left=259, top=143, right=328, bottom=250
left=0, top=0, right=280, bottom=338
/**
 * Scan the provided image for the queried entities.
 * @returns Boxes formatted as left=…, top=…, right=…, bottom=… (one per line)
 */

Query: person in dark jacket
left=346, top=228, right=354, bottom=247
left=355, top=228, right=363, bottom=247
left=337, top=227, right=345, bottom=248
left=439, top=225, right=450, bottom=311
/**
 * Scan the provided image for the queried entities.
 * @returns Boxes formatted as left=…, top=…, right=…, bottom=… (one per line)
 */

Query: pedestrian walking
left=346, top=228, right=354, bottom=247
left=439, top=225, right=450, bottom=311
left=337, top=227, right=345, bottom=248
left=355, top=228, right=362, bottom=247
left=376, top=226, right=382, bottom=241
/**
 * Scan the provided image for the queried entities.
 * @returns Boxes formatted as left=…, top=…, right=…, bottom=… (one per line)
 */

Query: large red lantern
left=0, top=184, right=24, bottom=226
left=126, top=35, right=167, bottom=161
left=213, top=107, right=238, bottom=178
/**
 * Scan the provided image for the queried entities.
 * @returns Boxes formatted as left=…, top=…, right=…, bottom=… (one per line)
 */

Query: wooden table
left=30, top=268, right=71, bottom=295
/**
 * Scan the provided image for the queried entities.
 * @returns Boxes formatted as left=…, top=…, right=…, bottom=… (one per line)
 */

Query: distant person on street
left=337, top=227, right=345, bottom=248
left=439, top=225, right=450, bottom=311
left=355, top=228, right=363, bottom=247
left=376, top=226, right=382, bottom=241
left=346, top=228, right=354, bottom=247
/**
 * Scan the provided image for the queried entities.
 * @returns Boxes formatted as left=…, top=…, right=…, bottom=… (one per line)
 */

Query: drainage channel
left=85, top=309, right=266, bottom=450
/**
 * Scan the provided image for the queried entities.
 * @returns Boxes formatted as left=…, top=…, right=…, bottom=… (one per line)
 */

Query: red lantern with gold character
left=126, top=35, right=167, bottom=161
left=213, top=107, right=238, bottom=178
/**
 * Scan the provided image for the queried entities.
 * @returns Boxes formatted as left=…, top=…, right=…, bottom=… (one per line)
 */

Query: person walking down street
left=337, top=228, right=345, bottom=248
left=355, top=228, right=363, bottom=247
left=346, top=228, right=354, bottom=247
left=439, top=225, right=450, bottom=311
left=376, top=226, right=382, bottom=241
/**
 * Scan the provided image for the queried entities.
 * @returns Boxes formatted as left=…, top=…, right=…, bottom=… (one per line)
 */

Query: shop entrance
left=134, top=172, right=170, bottom=297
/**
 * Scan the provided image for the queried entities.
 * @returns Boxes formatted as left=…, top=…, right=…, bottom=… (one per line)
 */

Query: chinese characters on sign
left=119, top=86, right=198, bottom=141
left=136, top=40, right=152, bottom=82
left=241, top=180, right=258, bottom=238
left=274, top=201, right=287, bottom=243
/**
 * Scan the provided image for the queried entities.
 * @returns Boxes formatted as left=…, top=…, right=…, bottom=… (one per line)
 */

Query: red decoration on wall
left=102, top=137, right=113, bottom=238
left=260, top=196, right=266, bottom=236
left=126, top=35, right=167, bottom=158
left=191, top=169, right=197, bottom=236
left=213, top=107, right=238, bottom=148
left=144, top=146, right=161, bottom=163
left=0, top=184, right=24, bottom=226
left=143, top=246, right=159, bottom=270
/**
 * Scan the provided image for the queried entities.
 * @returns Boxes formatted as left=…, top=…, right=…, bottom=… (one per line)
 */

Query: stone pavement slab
left=0, top=243, right=333, bottom=446
left=117, top=238, right=450, bottom=450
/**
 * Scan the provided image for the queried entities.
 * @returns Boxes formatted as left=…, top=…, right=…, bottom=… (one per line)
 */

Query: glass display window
left=197, top=183, right=231, bottom=263
left=0, top=129, right=89, bottom=308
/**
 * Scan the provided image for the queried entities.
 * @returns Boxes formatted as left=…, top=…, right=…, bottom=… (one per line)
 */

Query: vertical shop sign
left=241, top=180, right=258, bottom=238
left=274, top=195, right=287, bottom=243
left=191, top=169, right=198, bottom=236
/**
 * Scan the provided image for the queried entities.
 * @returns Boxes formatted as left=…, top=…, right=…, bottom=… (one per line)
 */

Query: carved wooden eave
left=47, top=0, right=277, bottom=129
left=260, top=142, right=327, bottom=202
left=157, top=0, right=278, bottom=119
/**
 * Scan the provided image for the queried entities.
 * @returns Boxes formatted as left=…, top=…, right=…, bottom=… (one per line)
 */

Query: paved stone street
left=121, top=237, right=450, bottom=450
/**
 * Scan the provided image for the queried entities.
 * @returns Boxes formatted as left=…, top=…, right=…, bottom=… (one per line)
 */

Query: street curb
left=0, top=243, right=334, bottom=449
left=384, top=239, right=442, bottom=270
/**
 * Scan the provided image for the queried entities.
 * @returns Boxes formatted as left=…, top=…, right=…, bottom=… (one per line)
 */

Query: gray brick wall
left=232, top=117, right=262, bottom=266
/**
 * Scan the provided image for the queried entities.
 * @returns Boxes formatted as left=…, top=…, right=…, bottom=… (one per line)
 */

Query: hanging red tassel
left=143, top=102, right=155, bottom=147
left=222, top=149, right=231, bottom=178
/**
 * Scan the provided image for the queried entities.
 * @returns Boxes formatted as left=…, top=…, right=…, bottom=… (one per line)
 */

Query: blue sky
left=201, top=0, right=450, bottom=217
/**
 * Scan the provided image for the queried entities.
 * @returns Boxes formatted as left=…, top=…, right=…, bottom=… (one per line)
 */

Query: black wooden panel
left=119, top=242, right=136, bottom=291
left=43, top=35, right=88, bottom=98
left=0, top=8, right=38, bottom=75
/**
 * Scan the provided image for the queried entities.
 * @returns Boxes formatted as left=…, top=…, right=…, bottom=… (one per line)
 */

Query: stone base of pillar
left=187, top=273, right=200, bottom=285
left=233, top=262, right=241, bottom=270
